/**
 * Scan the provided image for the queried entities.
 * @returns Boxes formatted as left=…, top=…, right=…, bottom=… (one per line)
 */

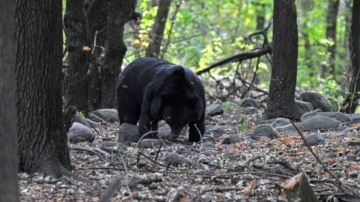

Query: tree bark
left=342, top=0, right=360, bottom=114
left=0, top=0, right=20, bottom=200
left=64, top=0, right=90, bottom=114
left=16, top=0, right=71, bottom=177
left=86, top=0, right=108, bottom=110
left=322, top=0, right=339, bottom=77
left=146, top=0, right=173, bottom=58
left=100, top=0, right=136, bottom=108
left=263, top=0, right=303, bottom=121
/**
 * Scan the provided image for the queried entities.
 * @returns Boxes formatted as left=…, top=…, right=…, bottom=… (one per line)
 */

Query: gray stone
left=245, top=107, right=257, bottom=114
left=86, top=118, right=99, bottom=128
left=74, top=112, right=91, bottom=128
left=118, top=123, right=141, bottom=145
left=277, top=116, right=340, bottom=135
left=240, top=97, right=261, bottom=109
left=300, top=109, right=322, bottom=122
left=204, top=125, right=226, bottom=138
left=317, top=112, right=352, bottom=123
left=138, top=139, right=166, bottom=148
left=221, top=134, right=241, bottom=144
left=158, top=123, right=187, bottom=140
left=348, top=114, right=360, bottom=123
left=300, top=92, right=332, bottom=112
left=92, top=108, right=119, bottom=122
left=67, top=122, right=95, bottom=143
left=165, top=152, right=191, bottom=166
left=270, top=118, right=290, bottom=128
left=295, top=100, right=313, bottom=112
left=303, top=133, right=324, bottom=146
left=202, top=141, right=215, bottom=148
left=202, top=150, right=216, bottom=156
left=87, top=112, right=106, bottom=123
left=206, top=104, right=224, bottom=117
left=298, top=115, right=340, bottom=131
left=252, top=124, right=278, bottom=140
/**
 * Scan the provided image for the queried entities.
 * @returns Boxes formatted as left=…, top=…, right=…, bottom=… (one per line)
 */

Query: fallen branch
left=196, top=45, right=272, bottom=75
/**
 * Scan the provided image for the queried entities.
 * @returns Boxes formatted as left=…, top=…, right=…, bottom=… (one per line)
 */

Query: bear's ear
left=169, top=65, right=186, bottom=79
left=150, top=96, right=162, bottom=118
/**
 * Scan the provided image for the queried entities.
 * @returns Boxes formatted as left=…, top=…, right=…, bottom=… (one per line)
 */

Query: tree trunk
left=16, top=0, right=71, bottom=177
left=100, top=0, right=136, bottom=108
left=263, top=0, right=303, bottom=121
left=322, top=0, right=339, bottom=77
left=342, top=0, right=360, bottom=114
left=146, top=0, right=173, bottom=58
left=0, top=0, right=19, bottom=200
left=64, top=0, right=90, bottom=114
left=86, top=0, right=107, bottom=110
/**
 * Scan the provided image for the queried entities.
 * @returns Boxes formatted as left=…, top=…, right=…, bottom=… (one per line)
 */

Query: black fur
left=116, top=57, right=206, bottom=142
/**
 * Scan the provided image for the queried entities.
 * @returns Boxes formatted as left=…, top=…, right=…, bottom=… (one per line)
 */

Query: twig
left=137, top=151, right=170, bottom=168
left=154, top=143, right=163, bottom=163
left=121, top=156, right=133, bottom=201
left=70, top=147, right=104, bottom=158
left=266, top=160, right=298, bottom=174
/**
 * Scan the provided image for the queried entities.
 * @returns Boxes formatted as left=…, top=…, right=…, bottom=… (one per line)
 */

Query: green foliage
left=60, top=0, right=352, bottom=102
left=323, top=79, right=348, bottom=111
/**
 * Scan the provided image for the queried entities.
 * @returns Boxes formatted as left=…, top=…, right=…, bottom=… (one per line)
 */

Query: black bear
left=116, top=57, right=206, bottom=142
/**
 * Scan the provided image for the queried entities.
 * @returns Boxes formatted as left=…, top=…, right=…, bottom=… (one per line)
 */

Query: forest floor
left=18, top=107, right=360, bottom=202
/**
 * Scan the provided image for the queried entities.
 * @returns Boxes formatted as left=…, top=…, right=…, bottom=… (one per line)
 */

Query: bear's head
left=149, top=66, right=204, bottom=140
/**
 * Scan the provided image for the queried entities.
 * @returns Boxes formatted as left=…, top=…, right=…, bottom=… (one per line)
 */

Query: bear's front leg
left=139, top=110, right=158, bottom=139
left=188, top=120, right=205, bottom=142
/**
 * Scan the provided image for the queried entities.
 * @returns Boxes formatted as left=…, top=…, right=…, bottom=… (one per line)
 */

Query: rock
left=202, top=141, right=215, bottom=148
left=252, top=124, right=278, bottom=140
left=118, top=123, right=141, bottom=145
left=206, top=104, right=224, bottom=116
left=221, top=134, right=241, bottom=144
left=271, top=118, right=290, bottom=128
left=298, top=115, right=340, bottom=131
left=202, top=150, right=216, bottom=156
left=245, top=107, right=257, bottom=114
left=300, top=109, right=322, bottom=122
left=278, top=115, right=340, bottom=135
left=275, top=124, right=297, bottom=136
left=67, top=122, right=95, bottom=143
left=295, top=100, right=313, bottom=112
left=165, top=152, right=191, bottom=166
left=87, top=112, right=106, bottom=123
left=86, top=118, right=99, bottom=128
left=223, top=101, right=240, bottom=112
left=74, top=112, right=91, bottom=128
left=138, top=139, right=166, bottom=148
left=348, top=114, right=360, bottom=123
left=92, top=108, right=119, bottom=122
left=158, top=123, right=187, bottom=140
left=300, top=92, right=332, bottom=112
left=240, top=97, right=262, bottom=109
left=303, top=133, right=324, bottom=146
left=317, top=112, right=352, bottom=123
left=202, top=135, right=215, bottom=143
left=167, top=186, right=189, bottom=202
left=204, top=125, right=226, bottom=138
